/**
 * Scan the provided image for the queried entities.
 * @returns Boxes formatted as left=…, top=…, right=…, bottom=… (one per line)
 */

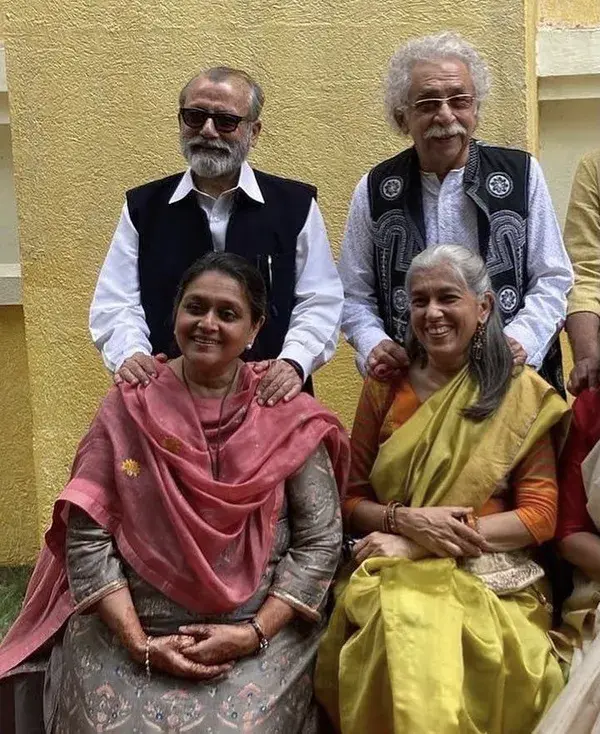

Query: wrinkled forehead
left=409, top=58, right=474, bottom=99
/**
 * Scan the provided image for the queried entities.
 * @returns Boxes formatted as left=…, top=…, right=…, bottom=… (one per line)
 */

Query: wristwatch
left=248, top=617, right=269, bottom=653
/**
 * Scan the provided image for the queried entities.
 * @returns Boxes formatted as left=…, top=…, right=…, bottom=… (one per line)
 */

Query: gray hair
left=179, top=66, right=265, bottom=120
left=405, top=245, right=513, bottom=421
left=384, top=32, right=491, bottom=133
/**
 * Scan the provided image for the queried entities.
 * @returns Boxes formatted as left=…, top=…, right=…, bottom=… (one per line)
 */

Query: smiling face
left=409, top=264, right=492, bottom=371
left=179, top=75, right=262, bottom=179
left=401, top=58, right=478, bottom=176
left=174, top=270, right=264, bottom=376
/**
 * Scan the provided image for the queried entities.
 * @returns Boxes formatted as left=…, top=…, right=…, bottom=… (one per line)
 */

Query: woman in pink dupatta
left=0, top=253, right=349, bottom=734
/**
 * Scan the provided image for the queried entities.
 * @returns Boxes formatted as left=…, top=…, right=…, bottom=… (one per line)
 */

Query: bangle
left=382, top=505, right=389, bottom=533
left=145, top=635, right=153, bottom=678
left=385, top=501, right=403, bottom=534
left=248, top=617, right=269, bottom=654
left=463, top=512, right=480, bottom=531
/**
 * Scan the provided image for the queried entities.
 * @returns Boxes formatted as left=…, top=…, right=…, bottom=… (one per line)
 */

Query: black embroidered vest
left=126, top=169, right=315, bottom=371
left=367, top=140, right=564, bottom=394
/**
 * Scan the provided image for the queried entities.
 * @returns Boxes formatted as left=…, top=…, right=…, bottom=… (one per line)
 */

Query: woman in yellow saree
left=315, top=245, right=569, bottom=734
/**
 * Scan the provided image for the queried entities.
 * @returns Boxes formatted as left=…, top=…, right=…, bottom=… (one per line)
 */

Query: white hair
left=384, top=32, right=491, bottom=133
left=406, top=243, right=492, bottom=297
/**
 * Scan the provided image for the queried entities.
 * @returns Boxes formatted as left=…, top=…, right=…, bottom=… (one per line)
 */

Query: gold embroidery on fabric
left=120, top=458, right=141, bottom=478
left=460, top=550, right=545, bottom=596
left=161, top=436, right=183, bottom=454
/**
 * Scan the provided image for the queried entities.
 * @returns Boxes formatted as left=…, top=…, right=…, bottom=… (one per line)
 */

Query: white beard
left=181, top=131, right=252, bottom=179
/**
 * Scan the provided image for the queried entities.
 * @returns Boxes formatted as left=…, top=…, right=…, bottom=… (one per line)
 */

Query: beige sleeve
left=565, top=151, right=600, bottom=316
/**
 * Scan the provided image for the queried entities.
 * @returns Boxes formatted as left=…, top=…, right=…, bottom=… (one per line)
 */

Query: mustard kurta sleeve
left=565, top=150, right=600, bottom=316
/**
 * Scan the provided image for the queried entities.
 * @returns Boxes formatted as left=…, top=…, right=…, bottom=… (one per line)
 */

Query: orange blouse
left=345, top=376, right=559, bottom=544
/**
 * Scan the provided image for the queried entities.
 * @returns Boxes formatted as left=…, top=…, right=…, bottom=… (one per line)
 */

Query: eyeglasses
left=411, top=94, right=475, bottom=115
left=179, top=107, right=250, bottom=133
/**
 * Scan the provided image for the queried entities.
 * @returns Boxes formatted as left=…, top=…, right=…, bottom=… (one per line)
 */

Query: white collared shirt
left=338, top=156, right=574, bottom=370
left=89, top=161, right=344, bottom=377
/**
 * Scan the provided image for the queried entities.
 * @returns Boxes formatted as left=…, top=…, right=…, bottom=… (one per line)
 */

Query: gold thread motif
left=161, top=436, right=183, bottom=454
left=120, top=458, right=141, bottom=478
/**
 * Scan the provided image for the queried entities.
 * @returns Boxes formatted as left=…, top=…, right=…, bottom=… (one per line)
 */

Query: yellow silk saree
left=315, top=367, right=569, bottom=734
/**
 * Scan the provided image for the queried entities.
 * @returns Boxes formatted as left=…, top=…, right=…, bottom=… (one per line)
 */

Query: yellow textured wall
left=0, top=307, right=38, bottom=563
left=540, top=0, right=600, bottom=27
left=2, top=0, right=536, bottom=553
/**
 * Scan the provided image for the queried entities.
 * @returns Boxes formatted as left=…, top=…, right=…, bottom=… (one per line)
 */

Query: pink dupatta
left=0, top=362, right=349, bottom=677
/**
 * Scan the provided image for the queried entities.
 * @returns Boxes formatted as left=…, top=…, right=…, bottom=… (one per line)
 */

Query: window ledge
left=538, top=28, right=600, bottom=78
left=0, top=263, right=22, bottom=305
left=0, top=43, right=5, bottom=93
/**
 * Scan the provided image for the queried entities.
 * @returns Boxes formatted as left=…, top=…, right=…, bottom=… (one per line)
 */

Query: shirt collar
left=168, top=161, right=265, bottom=205
left=420, top=167, right=465, bottom=191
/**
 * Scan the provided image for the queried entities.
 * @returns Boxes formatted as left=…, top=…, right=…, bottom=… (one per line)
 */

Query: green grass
left=0, top=566, right=32, bottom=639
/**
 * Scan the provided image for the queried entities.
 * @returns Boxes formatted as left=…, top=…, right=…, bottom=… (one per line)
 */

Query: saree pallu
left=315, top=367, right=568, bottom=734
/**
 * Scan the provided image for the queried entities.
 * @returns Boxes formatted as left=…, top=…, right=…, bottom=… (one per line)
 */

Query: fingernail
left=268, top=399, right=274, bottom=406
left=257, top=399, right=264, bottom=405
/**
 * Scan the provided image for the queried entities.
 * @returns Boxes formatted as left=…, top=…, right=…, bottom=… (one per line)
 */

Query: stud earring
left=245, top=342, right=254, bottom=351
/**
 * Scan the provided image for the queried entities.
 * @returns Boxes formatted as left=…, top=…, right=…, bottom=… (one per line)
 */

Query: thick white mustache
left=424, top=122, right=468, bottom=140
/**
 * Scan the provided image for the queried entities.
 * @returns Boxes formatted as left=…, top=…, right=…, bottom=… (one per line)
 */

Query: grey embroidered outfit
left=44, top=443, right=342, bottom=733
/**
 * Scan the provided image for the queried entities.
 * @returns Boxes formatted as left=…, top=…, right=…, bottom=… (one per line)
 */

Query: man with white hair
left=90, top=66, right=343, bottom=405
left=339, top=32, right=573, bottom=392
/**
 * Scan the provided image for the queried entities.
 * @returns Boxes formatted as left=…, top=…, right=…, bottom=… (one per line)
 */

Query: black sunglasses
left=179, top=107, right=250, bottom=133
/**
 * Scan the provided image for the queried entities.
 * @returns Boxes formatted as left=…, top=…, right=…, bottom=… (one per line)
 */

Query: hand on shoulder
left=253, top=359, right=304, bottom=406
left=367, top=339, right=409, bottom=382
left=114, top=352, right=168, bottom=387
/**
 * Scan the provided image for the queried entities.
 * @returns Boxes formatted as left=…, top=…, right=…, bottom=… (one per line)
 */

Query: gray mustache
left=424, top=122, right=468, bottom=140
left=186, top=137, right=231, bottom=153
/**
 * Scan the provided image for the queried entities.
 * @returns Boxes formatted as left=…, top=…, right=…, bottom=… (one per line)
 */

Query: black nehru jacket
left=126, top=170, right=316, bottom=366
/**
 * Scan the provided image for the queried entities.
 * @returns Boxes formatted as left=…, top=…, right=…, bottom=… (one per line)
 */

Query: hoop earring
left=471, top=322, right=486, bottom=361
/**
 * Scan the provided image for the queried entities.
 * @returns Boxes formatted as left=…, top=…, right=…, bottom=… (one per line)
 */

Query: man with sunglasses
left=339, top=32, right=573, bottom=394
left=90, top=66, right=343, bottom=405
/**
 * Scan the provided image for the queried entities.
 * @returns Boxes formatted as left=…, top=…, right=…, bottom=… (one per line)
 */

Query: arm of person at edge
left=254, top=199, right=344, bottom=405
left=89, top=202, right=168, bottom=386
left=560, top=530, right=600, bottom=582
left=354, top=434, right=557, bottom=564
left=567, top=313, right=600, bottom=394
left=178, top=443, right=343, bottom=664
left=557, top=390, right=600, bottom=579
left=563, top=154, right=600, bottom=394
left=502, top=157, right=573, bottom=371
